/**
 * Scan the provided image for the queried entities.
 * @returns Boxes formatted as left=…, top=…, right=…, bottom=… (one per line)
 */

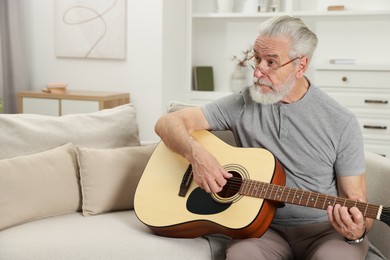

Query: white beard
left=249, top=74, right=296, bottom=105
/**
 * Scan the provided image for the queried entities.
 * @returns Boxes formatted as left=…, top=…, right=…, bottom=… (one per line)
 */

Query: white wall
left=22, top=0, right=167, bottom=142
left=162, top=0, right=187, bottom=112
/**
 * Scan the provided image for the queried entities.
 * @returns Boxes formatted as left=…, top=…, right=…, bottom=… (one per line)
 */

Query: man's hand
left=327, top=202, right=366, bottom=240
left=190, top=142, right=232, bottom=193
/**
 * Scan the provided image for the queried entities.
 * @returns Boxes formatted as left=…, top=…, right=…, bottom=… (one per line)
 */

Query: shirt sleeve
left=334, top=115, right=366, bottom=177
left=201, top=92, right=244, bottom=131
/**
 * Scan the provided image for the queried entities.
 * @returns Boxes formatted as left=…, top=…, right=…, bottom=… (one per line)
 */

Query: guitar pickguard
left=187, top=187, right=232, bottom=215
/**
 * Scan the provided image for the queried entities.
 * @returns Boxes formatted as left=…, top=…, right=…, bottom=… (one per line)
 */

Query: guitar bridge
left=178, top=165, right=193, bottom=197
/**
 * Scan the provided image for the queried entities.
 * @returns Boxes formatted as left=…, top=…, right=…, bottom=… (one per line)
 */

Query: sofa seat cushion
left=365, top=151, right=390, bottom=259
left=0, top=211, right=212, bottom=260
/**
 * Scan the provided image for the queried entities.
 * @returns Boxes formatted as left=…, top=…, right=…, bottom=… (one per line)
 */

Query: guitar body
left=134, top=130, right=286, bottom=238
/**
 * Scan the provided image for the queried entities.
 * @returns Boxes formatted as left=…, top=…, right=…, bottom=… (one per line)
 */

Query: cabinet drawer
left=358, top=116, right=390, bottom=140
left=364, top=142, right=390, bottom=158
left=22, top=98, right=60, bottom=116
left=316, top=70, right=390, bottom=89
left=325, top=90, right=390, bottom=110
left=61, top=100, right=100, bottom=115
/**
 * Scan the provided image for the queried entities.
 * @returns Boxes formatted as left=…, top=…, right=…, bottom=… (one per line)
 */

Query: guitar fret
left=335, top=197, right=344, bottom=206
left=256, top=183, right=261, bottom=197
left=255, top=182, right=261, bottom=197
left=306, top=191, right=311, bottom=206
left=298, top=190, right=303, bottom=205
left=308, top=192, right=316, bottom=207
left=264, top=184, right=270, bottom=199
left=274, top=186, right=281, bottom=201
left=280, top=187, right=286, bottom=202
left=260, top=183, right=266, bottom=198
left=270, top=185, right=276, bottom=200
left=278, top=187, right=284, bottom=201
left=273, top=186, right=277, bottom=200
left=363, top=203, right=368, bottom=217
left=253, top=182, right=259, bottom=197
left=322, top=195, right=328, bottom=209
left=244, top=181, right=249, bottom=195
left=248, top=181, right=253, bottom=196
left=258, top=182, right=263, bottom=198
left=292, top=189, right=298, bottom=204
left=285, top=188, right=291, bottom=203
left=251, top=182, right=257, bottom=196
left=255, top=183, right=260, bottom=197
left=313, top=193, right=319, bottom=208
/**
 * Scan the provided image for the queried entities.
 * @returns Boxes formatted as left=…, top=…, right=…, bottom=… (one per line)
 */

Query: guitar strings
left=217, top=177, right=382, bottom=217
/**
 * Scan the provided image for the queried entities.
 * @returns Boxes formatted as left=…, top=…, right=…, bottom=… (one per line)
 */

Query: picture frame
left=54, top=0, right=127, bottom=59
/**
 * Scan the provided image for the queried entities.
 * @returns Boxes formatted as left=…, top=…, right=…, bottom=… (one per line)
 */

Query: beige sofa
left=0, top=105, right=211, bottom=260
left=0, top=104, right=388, bottom=259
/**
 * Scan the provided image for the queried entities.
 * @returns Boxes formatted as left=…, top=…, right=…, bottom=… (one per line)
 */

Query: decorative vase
left=216, top=0, right=234, bottom=13
left=231, top=65, right=247, bottom=92
left=269, top=0, right=280, bottom=12
left=258, top=0, right=269, bottom=12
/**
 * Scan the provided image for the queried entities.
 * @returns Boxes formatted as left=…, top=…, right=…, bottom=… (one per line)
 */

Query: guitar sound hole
left=217, top=171, right=242, bottom=199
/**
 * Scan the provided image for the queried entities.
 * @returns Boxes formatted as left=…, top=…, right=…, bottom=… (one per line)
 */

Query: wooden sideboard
left=17, top=90, right=130, bottom=116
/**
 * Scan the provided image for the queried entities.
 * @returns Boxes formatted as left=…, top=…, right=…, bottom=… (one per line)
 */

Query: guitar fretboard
left=238, top=179, right=382, bottom=220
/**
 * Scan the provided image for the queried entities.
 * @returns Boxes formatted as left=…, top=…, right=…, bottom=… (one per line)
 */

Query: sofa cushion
left=0, top=211, right=212, bottom=260
left=365, top=151, right=390, bottom=259
left=0, top=104, right=140, bottom=160
left=77, top=144, right=156, bottom=216
left=0, top=143, right=81, bottom=231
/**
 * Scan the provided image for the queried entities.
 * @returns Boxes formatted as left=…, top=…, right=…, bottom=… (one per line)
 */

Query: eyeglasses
left=244, top=53, right=302, bottom=75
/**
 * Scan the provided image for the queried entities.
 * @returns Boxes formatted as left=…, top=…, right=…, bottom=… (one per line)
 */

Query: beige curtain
left=0, top=0, right=29, bottom=113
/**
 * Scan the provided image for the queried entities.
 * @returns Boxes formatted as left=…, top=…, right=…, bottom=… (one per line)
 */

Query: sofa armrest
left=365, top=151, right=390, bottom=259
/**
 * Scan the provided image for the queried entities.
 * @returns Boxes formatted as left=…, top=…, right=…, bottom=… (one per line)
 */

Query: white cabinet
left=17, top=90, right=130, bottom=116
left=316, top=66, right=390, bottom=157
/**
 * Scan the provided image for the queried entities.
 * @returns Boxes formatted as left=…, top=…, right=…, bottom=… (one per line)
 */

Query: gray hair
left=257, top=16, right=318, bottom=60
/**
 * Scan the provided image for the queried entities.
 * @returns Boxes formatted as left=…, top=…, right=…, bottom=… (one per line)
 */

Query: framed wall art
left=54, top=0, right=127, bottom=59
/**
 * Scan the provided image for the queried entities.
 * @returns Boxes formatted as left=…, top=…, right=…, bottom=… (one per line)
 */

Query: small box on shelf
left=327, top=5, right=345, bottom=11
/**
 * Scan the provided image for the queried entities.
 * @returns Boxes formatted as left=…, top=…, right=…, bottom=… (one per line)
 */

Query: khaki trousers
left=226, top=222, right=368, bottom=260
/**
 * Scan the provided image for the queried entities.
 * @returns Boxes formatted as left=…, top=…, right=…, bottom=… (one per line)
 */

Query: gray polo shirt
left=202, top=84, right=365, bottom=226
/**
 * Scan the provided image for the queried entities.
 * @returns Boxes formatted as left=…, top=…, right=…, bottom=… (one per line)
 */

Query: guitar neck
left=239, top=179, right=382, bottom=220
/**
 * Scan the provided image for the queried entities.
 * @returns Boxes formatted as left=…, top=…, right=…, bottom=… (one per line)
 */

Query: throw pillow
left=0, top=143, right=81, bottom=231
left=0, top=104, right=140, bottom=160
left=77, top=144, right=156, bottom=216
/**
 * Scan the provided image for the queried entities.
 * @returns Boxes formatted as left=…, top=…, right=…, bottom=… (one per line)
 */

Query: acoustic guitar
left=134, top=130, right=390, bottom=238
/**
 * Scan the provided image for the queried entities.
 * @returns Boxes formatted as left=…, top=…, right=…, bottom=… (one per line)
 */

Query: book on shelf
left=193, top=66, right=214, bottom=91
